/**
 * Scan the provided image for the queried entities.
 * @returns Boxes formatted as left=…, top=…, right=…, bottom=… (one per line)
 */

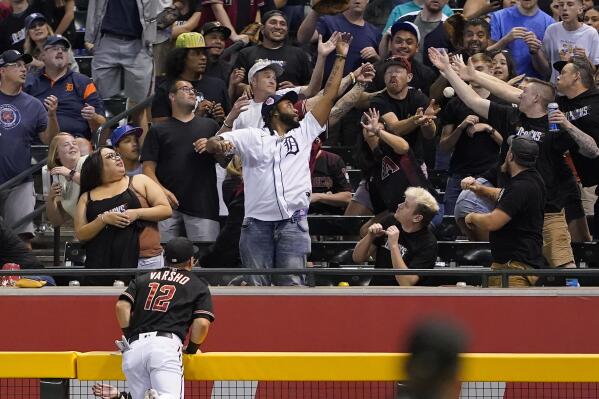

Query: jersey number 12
left=144, top=282, right=176, bottom=312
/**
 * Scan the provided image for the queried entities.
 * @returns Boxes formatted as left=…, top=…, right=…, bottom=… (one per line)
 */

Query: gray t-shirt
left=413, top=15, right=442, bottom=63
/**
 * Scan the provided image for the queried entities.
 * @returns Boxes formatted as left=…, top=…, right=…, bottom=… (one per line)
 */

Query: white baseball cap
left=248, top=59, right=284, bottom=82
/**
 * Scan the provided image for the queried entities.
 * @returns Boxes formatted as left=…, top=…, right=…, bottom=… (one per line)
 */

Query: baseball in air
left=443, top=87, right=455, bottom=98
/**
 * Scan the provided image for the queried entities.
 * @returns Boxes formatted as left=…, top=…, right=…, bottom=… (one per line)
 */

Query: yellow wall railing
left=2, top=352, right=599, bottom=382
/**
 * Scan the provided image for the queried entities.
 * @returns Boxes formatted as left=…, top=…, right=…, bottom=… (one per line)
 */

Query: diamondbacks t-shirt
left=487, top=101, right=578, bottom=212
left=370, top=88, right=429, bottom=163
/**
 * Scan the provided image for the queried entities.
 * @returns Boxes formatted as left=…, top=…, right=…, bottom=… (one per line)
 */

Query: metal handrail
left=0, top=157, right=48, bottom=194
left=93, top=94, right=155, bottom=147
left=10, top=204, right=46, bottom=230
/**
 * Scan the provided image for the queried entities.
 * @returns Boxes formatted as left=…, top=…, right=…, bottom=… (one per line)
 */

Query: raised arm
left=297, top=9, right=320, bottom=44
left=428, top=48, right=491, bottom=119
left=362, top=108, right=410, bottom=155
left=452, top=54, right=523, bottom=104
left=300, top=32, right=340, bottom=98
left=311, top=33, right=351, bottom=126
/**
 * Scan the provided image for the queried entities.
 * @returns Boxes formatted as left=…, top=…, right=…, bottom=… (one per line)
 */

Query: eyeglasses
left=1, top=62, right=26, bottom=68
left=177, top=86, right=196, bottom=95
left=44, top=45, right=68, bottom=52
left=104, top=152, right=121, bottom=161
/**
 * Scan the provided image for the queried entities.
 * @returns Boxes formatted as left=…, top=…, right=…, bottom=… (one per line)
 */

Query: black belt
left=129, top=331, right=172, bottom=344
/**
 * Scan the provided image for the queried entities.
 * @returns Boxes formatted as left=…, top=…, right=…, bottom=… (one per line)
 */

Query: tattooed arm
left=550, top=110, right=599, bottom=158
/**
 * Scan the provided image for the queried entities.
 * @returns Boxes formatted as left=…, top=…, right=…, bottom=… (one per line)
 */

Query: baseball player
left=115, top=237, right=215, bottom=399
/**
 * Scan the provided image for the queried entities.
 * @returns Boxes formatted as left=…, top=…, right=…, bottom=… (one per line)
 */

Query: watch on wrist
left=68, top=169, right=76, bottom=181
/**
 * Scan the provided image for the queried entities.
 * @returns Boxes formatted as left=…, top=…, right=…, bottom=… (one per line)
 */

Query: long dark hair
left=165, top=47, right=189, bottom=81
left=79, top=146, right=111, bottom=197
left=487, top=49, right=517, bottom=81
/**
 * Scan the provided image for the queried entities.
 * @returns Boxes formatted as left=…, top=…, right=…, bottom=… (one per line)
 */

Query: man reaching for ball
left=352, top=186, right=439, bottom=286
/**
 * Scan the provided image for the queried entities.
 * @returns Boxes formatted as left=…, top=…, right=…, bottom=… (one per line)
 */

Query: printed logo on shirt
left=515, top=127, right=544, bottom=142
left=10, top=28, right=25, bottom=45
left=312, top=176, right=333, bottom=189
left=565, top=105, right=590, bottom=122
left=65, top=83, right=74, bottom=92
left=383, top=239, right=407, bottom=257
left=108, top=204, right=128, bottom=213
left=381, top=156, right=400, bottom=180
left=283, top=136, right=299, bottom=156
left=0, top=104, right=21, bottom=130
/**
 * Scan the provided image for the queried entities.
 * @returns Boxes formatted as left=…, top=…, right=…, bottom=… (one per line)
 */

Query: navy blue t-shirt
left=316, top=14, right=382, bottom=79
left=101, top=0, right=143, bottom=38
left=0, top=91, right=48, bottom=184
left=25, top=69, right=105, bottom=140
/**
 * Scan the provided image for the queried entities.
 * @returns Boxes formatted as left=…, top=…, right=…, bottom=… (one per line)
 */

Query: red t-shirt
left=199, top=0, right=264, bottom=33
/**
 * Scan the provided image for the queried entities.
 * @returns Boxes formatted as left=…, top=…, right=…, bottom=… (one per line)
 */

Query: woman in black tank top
left=74, top=147, right=172, bottom=285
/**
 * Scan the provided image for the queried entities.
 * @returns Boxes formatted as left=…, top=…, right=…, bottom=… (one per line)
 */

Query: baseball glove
left=240, top=22, right=262, bottom=44
left=443, top=13, right=466, bottom=50
left=312, top=0, right=351, bottom=15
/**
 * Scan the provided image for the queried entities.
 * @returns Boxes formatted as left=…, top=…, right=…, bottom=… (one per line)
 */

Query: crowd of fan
left=0, top=0, right=598, bottom=288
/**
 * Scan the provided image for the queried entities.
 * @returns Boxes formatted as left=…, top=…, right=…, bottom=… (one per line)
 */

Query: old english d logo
left=381, top=156, right=399, bottom=180
left=65, top=83, right=74, bottom=92
left=283, top=136, right=299, bottom=156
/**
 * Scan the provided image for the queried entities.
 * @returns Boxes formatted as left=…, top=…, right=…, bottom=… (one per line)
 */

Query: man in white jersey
left=206, top=33, right=351, bottom=286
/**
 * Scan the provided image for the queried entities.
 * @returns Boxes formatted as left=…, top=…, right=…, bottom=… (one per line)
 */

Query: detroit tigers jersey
left=119, top=267, right=215, bottom=341
left=221, top=111, right=326, bottom=221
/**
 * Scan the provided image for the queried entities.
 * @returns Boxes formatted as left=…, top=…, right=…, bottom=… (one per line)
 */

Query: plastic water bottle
left=566, top=278, right=580, bottom=287
left=548, top=103, right=560, bottom=132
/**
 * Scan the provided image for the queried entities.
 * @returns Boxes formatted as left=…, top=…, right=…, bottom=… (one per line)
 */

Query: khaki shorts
left=580, top=184, right=597, bottom=216
left=488, top=261, right=538, bottom=288
left=543, top=210, right=575, bottom=268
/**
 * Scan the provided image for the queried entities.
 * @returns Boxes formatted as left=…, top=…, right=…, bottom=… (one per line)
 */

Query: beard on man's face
left=279, top=111, right=300, bottom=129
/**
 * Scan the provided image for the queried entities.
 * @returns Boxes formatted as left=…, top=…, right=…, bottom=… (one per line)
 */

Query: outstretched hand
left=318, top=31, right=340, bottom=57
left=450, top=54, right=476, bottom=81
left=428, top=47, right=451, bottom=71
left=336, top=32, right=353, bottom=57
left=356, top=63, right=376, bottom=83
left=360, top=108, right=381, bottom=137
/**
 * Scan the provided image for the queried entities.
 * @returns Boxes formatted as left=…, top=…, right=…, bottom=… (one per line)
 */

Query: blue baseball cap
left=43, top=34, right=71, bottom=49
left=261, top=91, right=299, bottom=120
left=109, top=124, right=143, bottom=146
left=0, top=50, right=33, bottom=67
left=25, top=12, right=47, bottom=30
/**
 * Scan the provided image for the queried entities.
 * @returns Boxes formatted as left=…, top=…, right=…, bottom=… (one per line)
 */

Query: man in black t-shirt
left=353, top=187, right=439, bottom=286
left=116, top=237, right=214, bottom=399
left=142, top=79, right=221, bottom=243
left=554, top=58, right=599, bottom=240
left=465, top=136, right=546, bottom=287
left=439, top=53, right=502, bottom=216
left=370, top=57, right=439, bottom=169
left=234, top=10, right=311, bottom=90
left=429, top=48, right=597, bottom=269
left=309, top=137, right=352, bottom=215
